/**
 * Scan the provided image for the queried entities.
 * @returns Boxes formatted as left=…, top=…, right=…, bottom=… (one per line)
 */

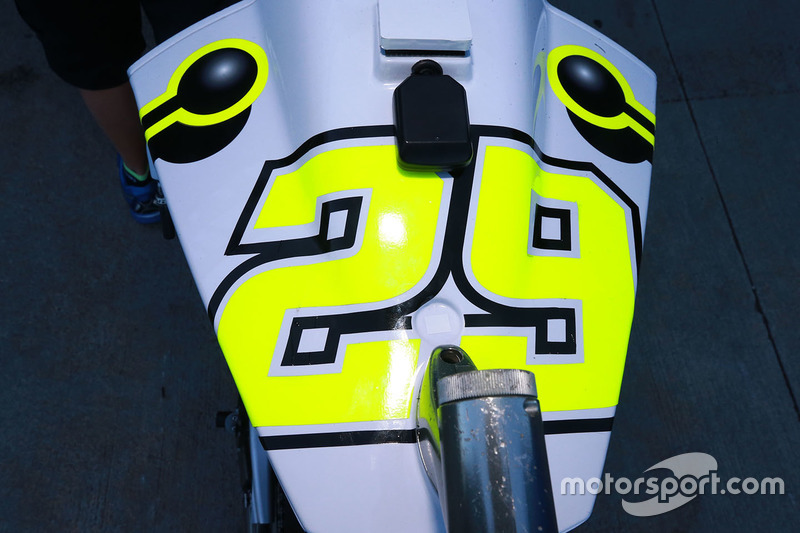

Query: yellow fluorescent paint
left=141, top=38, right=269, bottom=140
left=217, top=145, right=442, bottom=427
left=233, top=339, right=420, bottom=427
left=547, top=45, right=655, bottom=144
left=468, top=146, right=635, bottom=411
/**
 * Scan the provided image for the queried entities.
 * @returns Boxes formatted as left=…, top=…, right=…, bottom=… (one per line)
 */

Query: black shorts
left=15, top=0, right=236, bottom=90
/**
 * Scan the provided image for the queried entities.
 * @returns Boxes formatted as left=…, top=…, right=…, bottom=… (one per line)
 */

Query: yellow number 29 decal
left=212, top=129, right=640, bottom=430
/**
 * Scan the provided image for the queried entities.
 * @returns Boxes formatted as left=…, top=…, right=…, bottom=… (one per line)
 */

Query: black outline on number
left=532, top=204, right=573, bottom=252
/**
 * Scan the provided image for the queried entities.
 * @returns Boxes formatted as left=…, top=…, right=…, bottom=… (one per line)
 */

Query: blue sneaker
left=118, top=157, right=160, bottom=224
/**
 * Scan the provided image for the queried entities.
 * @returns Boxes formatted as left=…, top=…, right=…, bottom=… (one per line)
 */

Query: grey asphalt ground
left=2, top=0, right=799, bottom=531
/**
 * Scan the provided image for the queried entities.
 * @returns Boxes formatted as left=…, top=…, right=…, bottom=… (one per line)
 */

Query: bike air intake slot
left=378, top=0, right=472, bottom=56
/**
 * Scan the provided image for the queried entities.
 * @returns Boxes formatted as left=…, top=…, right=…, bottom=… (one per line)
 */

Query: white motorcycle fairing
left=129, top=1, right=656, bottom=531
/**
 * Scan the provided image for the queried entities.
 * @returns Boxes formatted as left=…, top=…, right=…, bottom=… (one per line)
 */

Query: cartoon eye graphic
left=176, top=47, right=258, bottom=114
left=548, top=45, right=655, bottom=163
left=558, top=55, right=626, bottom=118
left=139, top=39, right=268, bottom=164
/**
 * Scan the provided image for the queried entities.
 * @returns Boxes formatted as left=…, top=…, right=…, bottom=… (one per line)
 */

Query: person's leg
left=15, top=0, right=159, bottom=222
left=79, top=83, right=149, bottom=176
left=16, top=0, right=237, bottom=223
left=80, top=81, right=160, bottom=224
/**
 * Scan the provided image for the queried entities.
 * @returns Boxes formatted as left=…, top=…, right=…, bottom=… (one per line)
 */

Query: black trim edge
left=259, top=417, right=613, bottom=450
left=261, top=429, right=417, bottom=450
left=543, top=416, right=614, bottom=435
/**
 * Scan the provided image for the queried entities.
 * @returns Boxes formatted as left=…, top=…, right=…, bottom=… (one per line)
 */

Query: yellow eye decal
left=548, top=45, right=655, bottom=163
left=139, top=39, right=268, bottom=163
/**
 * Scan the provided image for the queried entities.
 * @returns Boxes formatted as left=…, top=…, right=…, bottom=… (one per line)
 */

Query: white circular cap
left=412, top=300, right=465, bottom=346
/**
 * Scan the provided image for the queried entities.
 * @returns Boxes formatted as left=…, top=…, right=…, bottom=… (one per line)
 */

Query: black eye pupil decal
left=557, top=55, right=625, bottom=118
left=178, top=48, right=259, bottom=115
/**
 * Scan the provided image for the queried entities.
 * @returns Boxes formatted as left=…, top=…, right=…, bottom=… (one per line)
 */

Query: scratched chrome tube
left=433, top=349, right=558, bottom=533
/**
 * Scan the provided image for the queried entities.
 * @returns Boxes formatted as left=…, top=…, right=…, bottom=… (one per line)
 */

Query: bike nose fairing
left=128, top=1, right=656, bottom=531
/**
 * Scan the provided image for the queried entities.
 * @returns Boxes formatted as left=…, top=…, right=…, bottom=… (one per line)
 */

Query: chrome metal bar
left=430, top=347, right=558, bottom=533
